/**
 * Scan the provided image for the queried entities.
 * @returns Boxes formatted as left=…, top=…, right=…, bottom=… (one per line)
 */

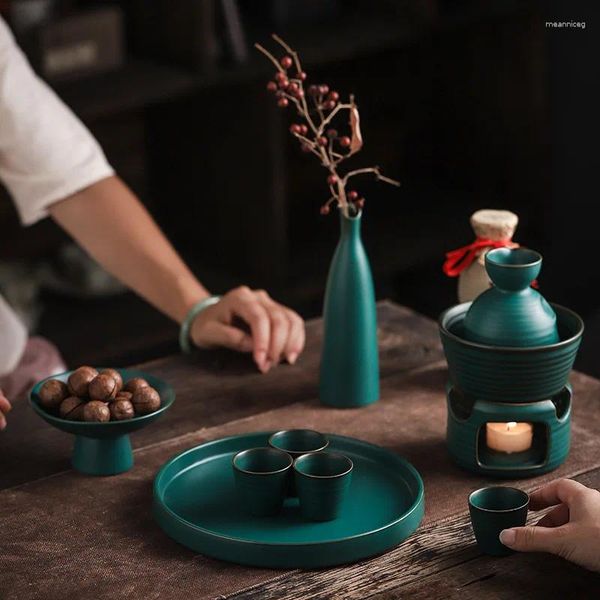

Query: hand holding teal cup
left=294, top=451, right=353, bottom=521
left=232, top=448, right=293, bottom=517
left=468, top=486, right=529, bottom=556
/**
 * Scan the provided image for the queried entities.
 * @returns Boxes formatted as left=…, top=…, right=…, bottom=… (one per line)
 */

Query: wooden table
left=1, top=301, right=599, bottom=599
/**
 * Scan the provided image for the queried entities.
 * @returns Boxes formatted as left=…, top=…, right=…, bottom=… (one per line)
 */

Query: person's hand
left=499, top=478, right=600, bottom=572
left=190, top=287, right=305, bottom=373
left=0, top=388, right=11, bottom=430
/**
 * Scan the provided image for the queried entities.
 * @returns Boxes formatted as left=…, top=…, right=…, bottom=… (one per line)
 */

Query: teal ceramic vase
left=463, top=248, right=559, bottom=347
left=320, top=211, right=379, bottom=407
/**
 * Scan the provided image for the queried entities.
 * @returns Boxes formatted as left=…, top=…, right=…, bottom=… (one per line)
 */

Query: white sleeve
left=0, top=18, right=114, bottom=226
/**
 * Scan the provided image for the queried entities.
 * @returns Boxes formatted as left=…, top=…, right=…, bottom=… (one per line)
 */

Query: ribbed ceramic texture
left=439, top=303, right=583, bottom=403
left=447, top=387, right=571, bottom=478
left=30, top=369, right=175, bottom=475
left=469, top=487, right=529, bottom=556
left=153, top=432, right=424, bottom=568
left=320, top=211, right=379, bottom=408
left=463, top=249, right=559, bottom=347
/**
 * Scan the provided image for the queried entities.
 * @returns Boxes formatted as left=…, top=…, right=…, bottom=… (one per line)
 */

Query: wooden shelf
left=52, top=59, right=197, bottom=120
left=51, top=1, right=536, bottom=121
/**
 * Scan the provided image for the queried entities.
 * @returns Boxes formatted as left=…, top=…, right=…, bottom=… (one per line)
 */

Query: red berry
left=280, top=56, right=293, bottom=69
left=327, top=175, right=337, bottom=185
left=278, top=78, right=289, bottom=89
left=290, top=124, right=302, bottom=134
left=328, top=91, right=339, bottom=101
left=320, top=205, right=331, bottom=215
left=297, top=71, right=307, bottom=81
left=319, top=84, right=329, bottom=95
left=348, top=190, right=359, bottom=200
left=324, top=100, right=336, bottom=110
left=308, top=85, right=319, bottom=96
left=275, top=71, right=287, bottom=82
left=301, top=144, right=311, bottom=153
left=326, top=128, right=338, bottom=138
left=299, top=124, right=308, bottom=135
left=317, top=136, right=328, bottom=146
left=266, top=81, right=277, bottom=92
left=295, top=89, right=305, bottom=98
left=339, top=136, right=351, bottom=147
left=287, top=82, right=299, bottom=93
left=355, top=198, right=365, bottom=209
left=277, top=98, right=289, bottom=108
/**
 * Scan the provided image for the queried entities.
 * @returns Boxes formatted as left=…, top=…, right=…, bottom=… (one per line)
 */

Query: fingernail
left=262, top=359, right=272, bottom=373
left=500, top=529, right=516, bottom=546
left=287, top=352, right=298, bottom=365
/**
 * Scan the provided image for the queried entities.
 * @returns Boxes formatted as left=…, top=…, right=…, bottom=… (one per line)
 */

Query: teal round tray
left=153, top=432, right=425, bottom=568
left=30, top=369, right=175, bottom=476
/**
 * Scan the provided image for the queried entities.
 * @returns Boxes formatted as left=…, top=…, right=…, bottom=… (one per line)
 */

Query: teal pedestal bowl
left=439, top=303, right=583, bottom=403
left=30, top=369, right=175, bottom=476
left=463, top=248, right=559, bottom=347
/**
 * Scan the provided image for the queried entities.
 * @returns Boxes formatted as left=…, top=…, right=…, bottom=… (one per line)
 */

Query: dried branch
left=256, top=35, right=400, bottom=217
left=254, top=43, right=284, bottom=73
left=342, top=166, right=401, bottom=187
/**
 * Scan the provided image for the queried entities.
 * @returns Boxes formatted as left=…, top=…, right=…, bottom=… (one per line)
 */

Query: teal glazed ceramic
left=463, top=248, right=559, bottom=347
left=30, top=369, right=175, bottom=476
left=469, top=486, right=529, bottom=556
left=439, top=302, right=583, bottom=403
left=268, top=429, right=329, bottom=496
left=294, top=451, right=353, bottom=521
left=320, top=211, right=379, bottom=408
left=268, top=429, right=329, bottom=457
left=447, top=385, right=572, bottom=478
left=233, top=448, right=293, bottom=517
left=153, top=431, right=425, bottom=568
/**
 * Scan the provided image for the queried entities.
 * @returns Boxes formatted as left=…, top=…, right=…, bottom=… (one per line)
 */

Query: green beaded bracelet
left=179, top=296, right=222, bottom=354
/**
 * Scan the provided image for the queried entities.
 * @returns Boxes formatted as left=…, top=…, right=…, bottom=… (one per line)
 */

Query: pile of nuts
left=38, top=366, right=161, bottom=422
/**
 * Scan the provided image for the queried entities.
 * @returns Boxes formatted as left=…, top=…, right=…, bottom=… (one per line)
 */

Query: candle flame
left=506, top=421, right=517, bottom=431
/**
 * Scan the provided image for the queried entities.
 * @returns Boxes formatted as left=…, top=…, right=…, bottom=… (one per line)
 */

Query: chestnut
left=83, top=400, right=110, bottom=422
left=113, top=391, right=132, bottom=402
left=100, top=368, right=123, bottom=393
left=59, top=396, right=85, bottom=420
left=68, top=366, right=98, bottom=397
left=39, top=379, right=69, bottom=409
left=89, top=373, right=118, bottom=401
left=132, top=386, right=161, bottom=415
left=109, top=399, right=134, bottom=421
left=124, top=377, right=149, bottom=394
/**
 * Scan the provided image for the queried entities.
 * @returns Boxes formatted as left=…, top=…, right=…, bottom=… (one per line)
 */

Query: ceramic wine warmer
left=439, top=248, right=584, bottom=478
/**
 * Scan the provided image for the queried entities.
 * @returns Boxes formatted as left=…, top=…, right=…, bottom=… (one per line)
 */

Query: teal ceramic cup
left=294, top=451, right=353, bottom=521
left=232, top=448, right=293, bottom=517
left=269, top=429, right=329, bottom=495
left=468, top=486, right=529, bottom=556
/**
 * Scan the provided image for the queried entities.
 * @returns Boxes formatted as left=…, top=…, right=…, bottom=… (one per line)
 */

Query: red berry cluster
left=257, top=36, right=399, bottom=218
left=265, top=55, right=307, bottom=108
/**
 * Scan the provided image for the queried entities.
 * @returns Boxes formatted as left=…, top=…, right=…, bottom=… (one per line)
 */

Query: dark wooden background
left=1, top=0, right=598, bottom=374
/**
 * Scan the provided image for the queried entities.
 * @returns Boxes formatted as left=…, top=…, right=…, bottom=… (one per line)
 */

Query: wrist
left=179, top=295, right=221, bottom=353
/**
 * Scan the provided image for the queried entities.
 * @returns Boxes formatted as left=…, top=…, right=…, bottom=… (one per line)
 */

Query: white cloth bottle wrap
left=458, top=209, right=519, bottom=303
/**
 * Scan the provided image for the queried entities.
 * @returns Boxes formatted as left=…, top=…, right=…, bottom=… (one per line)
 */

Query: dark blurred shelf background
left=1, top=0, right=599, bottom=375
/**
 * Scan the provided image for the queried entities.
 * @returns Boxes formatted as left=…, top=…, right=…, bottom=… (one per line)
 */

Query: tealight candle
left=486, top=421, right=533, bottom=453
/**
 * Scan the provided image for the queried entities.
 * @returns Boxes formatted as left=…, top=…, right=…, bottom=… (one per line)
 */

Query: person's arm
left=0, top=390, right=10, bottom=430
left=499, top=478, right=600, bottom=572
left=49, top=175, right=305, bottom=372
